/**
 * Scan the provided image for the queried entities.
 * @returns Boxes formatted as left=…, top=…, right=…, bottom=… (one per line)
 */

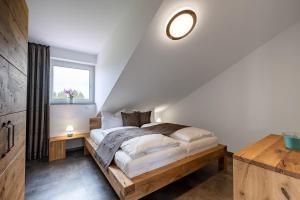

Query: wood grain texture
left=234, top=134, right=300, bottom=179
left=234, top=159, right=300, bottom=200
left=49, top=140, right=66, bottom=162
left=85, top=136, right=227, bottom=200
left=49, top=133, right=89, bottom=161
left=49, top=132, right=89, bottom=142
left=0, top=148, right=25, bottom=200
left=0, top=0, right=27, bottom=199
left=0, top=56, right=27, bottom=117
left=0, top=0, right=27, bottom=75
left=0, top=112, right=26, bottom=176
left=89, top=117, right=101, bottom=130
left=4, top=0, right=28, bottom=39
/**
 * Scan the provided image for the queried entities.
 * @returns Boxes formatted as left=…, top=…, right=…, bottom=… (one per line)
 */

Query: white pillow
left=170, top=127, right=213, bottom=143
left=121, top=134, right=179, bottom=159
left=101, top=111, right=123, bottom=130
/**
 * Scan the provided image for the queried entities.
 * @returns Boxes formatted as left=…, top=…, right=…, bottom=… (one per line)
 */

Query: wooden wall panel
left=0, top=112, right=26, bottom=176
left=4, top=0, right=28, bottom=39
left=0, top=148, right=25, bottom=200
left=0, top=0, right=27, bottom=199
left=0, top=0, right=28, bottom=75
left=0, top=56, right=27, bottom=117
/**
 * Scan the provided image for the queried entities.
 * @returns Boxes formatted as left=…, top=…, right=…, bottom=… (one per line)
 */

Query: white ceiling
left=103, top=0, right=300, bottom=112
left=26, top=0, right=153, bottom=54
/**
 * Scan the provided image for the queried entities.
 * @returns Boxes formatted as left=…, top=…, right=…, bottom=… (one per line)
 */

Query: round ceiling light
left=166, top=9, right=197, bottom=40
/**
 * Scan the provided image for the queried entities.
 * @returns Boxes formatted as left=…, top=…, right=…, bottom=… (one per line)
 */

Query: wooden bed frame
left=85, top=117, right=227, bottom=200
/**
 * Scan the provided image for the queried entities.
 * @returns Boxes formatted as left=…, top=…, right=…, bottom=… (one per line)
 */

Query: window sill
left=50, top=103, right=96, bottom=106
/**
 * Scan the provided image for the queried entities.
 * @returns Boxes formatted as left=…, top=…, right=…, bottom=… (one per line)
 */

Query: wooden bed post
left=218, top=155, right=227, bottom=171
left=218, top=146, right=227, bottom=171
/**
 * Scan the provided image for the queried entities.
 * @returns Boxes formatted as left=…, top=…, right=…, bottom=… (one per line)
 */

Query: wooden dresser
left=233, top=134, right=300, bottom=200
left=0, top=0, right=28, bottom=199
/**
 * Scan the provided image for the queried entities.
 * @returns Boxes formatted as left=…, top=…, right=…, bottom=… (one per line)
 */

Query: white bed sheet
left=90, top=129, right=105, bottom=145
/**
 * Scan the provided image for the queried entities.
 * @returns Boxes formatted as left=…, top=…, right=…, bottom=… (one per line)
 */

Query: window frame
left=50, top=59, right=95, bottom=105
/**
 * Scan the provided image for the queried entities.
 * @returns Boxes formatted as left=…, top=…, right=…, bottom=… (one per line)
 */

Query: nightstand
left=233, top=134, right=300, bottom=199
left=49, top=132, right=89, bottom=162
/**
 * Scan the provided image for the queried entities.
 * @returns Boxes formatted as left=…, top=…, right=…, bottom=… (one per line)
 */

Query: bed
left=85, top=117, right=227, bottom=200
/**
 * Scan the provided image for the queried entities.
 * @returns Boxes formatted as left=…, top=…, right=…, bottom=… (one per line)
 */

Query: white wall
left=50, top=104, right=96, bottom=149
left=50, top=47, right=97, bottom=149
left=95, top=0, right=162, bottom=111
left=163, top=21, right=300, bottom=152
left=51, top=46, right=97, bottom=65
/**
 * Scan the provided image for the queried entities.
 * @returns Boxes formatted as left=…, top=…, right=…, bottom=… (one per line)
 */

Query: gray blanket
left=96, top=123, right=187, bottom=169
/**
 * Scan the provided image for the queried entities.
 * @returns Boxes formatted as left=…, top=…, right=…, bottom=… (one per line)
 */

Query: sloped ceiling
left=26, top=0, right=161, bottom=55
left=102, top=0, right=300, bottom=112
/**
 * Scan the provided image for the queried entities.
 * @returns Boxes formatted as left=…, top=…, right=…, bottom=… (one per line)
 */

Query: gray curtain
left=26, top=43, right=50, bottom=160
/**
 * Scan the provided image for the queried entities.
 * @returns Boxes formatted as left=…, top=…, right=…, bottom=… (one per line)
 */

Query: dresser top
left=234, top=134, right=300, bottom=179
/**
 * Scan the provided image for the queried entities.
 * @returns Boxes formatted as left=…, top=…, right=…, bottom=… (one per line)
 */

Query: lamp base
left=67, top=133, right=73, bottom=137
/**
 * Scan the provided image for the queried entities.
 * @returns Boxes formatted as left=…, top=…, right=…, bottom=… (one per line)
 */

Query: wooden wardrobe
left=0, top=0, right=28, bottom=199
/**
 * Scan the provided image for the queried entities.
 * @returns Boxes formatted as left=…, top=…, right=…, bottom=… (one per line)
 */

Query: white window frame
left=50, top=59, right=95, bottom=104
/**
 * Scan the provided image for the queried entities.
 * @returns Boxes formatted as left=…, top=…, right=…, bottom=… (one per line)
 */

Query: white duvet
left=121, top=134, right=179, bottom=159
left=91, top=127, right=180, bottom=159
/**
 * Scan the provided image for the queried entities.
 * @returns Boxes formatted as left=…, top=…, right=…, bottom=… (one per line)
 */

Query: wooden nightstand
left=233, top=134, right=300, bottom=199
left=49, top=132, right=89, bottom=162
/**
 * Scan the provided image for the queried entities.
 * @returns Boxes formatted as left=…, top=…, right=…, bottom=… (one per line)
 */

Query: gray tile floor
left=26, top=150, right=233, bottom=200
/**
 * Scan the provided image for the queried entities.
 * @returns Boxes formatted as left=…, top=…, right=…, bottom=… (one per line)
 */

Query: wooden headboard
left=89, top=117, right=101, bottom=130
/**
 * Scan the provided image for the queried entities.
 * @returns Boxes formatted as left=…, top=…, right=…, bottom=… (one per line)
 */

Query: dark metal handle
left=6, top=121, right=11, bottom=153
left=1, top=122, right=10, bottom=156
left=11, top=124, right=15, bottom=149
left=7, top=121, right=14, bottom=150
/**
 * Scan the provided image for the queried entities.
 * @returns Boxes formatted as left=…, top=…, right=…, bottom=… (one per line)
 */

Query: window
left=50, top=60, right=95, bottom=104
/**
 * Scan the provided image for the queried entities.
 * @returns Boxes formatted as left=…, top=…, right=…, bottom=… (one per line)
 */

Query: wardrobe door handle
left=7, top=121, right=14, bottom=150
left=10, top=124, right=15, bottom=149
left=2, top=122, right=10, bottom=155
left=6, top=121, right=11, bottom=152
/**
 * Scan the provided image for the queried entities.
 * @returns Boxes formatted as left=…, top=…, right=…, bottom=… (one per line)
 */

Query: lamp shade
left=65, top=125, right=74, bottom=132
left=156, top=118, right=162, bottom=123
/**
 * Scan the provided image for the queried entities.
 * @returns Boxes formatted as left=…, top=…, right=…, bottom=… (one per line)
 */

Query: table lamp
left=65, top=125, right=74, bottom=137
